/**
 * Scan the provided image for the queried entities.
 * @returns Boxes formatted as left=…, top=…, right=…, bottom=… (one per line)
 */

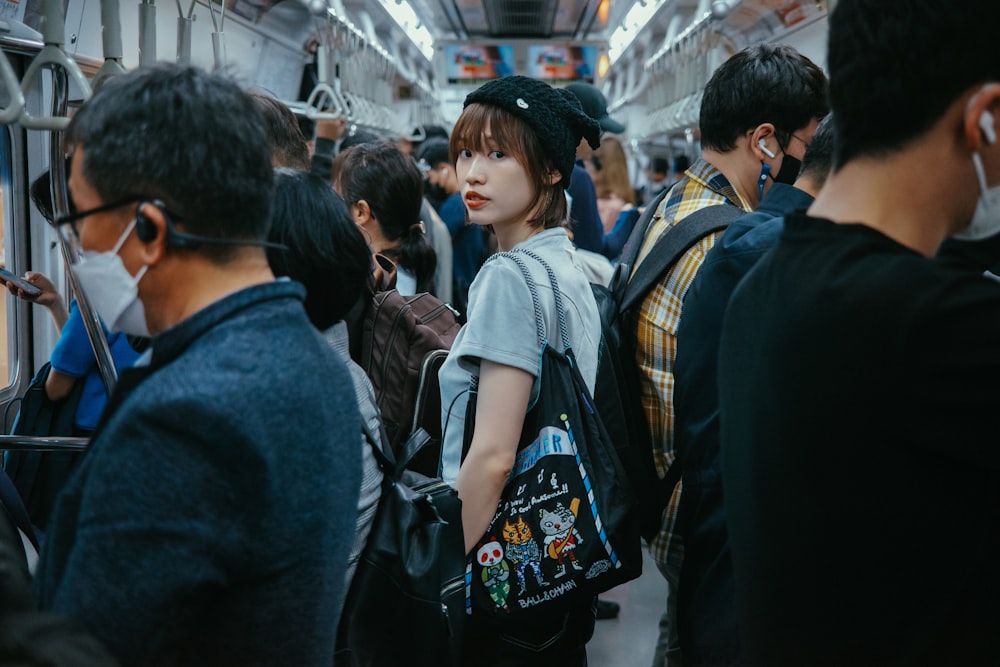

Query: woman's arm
left=44, top=370, right=77, bottom=401
left=455, top=360, right=534, bottom=554
left=1, top=271, right=68, bottom=330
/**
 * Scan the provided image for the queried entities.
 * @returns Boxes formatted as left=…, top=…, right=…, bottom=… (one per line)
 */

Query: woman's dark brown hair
left=449, top=103, right=566, bottom=230
left=331, top=140, right=436, bottom=293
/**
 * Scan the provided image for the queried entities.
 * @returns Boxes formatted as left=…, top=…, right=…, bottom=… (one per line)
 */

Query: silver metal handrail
left=18, top=0, right=93, bottom=130
left=206, top=0, right=226, bottom=68
left=92, top=0, right=128, bottom=90
left=139, top=0, right=157, bottom=66
left=0, top=49, right=24, bottom=124
left=0, top=434, right=89, bottom=452
left=46, top=97, right=119, bottom=396
left=175, top=0, right=197, bottom=63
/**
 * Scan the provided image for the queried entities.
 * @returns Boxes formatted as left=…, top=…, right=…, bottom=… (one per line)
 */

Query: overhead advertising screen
left=444, top=45, right=515, bottom=84
left=527, top=45, right=598, bottom=83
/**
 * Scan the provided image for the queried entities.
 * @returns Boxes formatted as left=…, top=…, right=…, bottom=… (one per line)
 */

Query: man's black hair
left=267, top=169, right=371, bottom=330
left=297, top=115, right=316, bottom=145
left=799, top=114, right=836, bottom=184
left=416, top=138, right=450, bottom=169
left=699, top=43, right=828, bottom=153
left=66, top=63, right=274, bottom=261
left=829, top=0, right=1000, bottom=168
left=249, top=91, right=311, bottom=170
left=339, top=130, right=379, bottom=153
left=650, top=157, right=669, bottom=175
left=331, top=140, right=436, bottom=293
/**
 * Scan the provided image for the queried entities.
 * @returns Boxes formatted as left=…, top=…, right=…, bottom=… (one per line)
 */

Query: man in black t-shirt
left=718, top=1, right=1000, bottom=665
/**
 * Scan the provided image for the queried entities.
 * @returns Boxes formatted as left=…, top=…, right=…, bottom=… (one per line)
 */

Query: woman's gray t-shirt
left=439, top=227, right=601, bottom=483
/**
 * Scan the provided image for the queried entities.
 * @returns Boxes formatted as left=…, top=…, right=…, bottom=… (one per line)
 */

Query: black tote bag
left=462, top=249, right=641, bottom=621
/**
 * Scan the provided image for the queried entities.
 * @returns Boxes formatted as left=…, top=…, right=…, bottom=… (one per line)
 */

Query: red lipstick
left=465, top=190, right=488, bottom=210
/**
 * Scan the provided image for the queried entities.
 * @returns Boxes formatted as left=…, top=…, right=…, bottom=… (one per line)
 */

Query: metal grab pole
left=176, top=16, right=192, bottom=62
left=93, top=0, right=128, bottom=89
left=211, top=31, right=226, bottom=67
left=206, top=0, right=226, bottom=68
left=138, top=0, right=157, bottom=66
left=175, top=0, right=196, bottom=63
left=101, top=0, right=124, bottom=60
left=0, top=434, right=89, bottom=452
left=47, top=85, right=119, bottom=396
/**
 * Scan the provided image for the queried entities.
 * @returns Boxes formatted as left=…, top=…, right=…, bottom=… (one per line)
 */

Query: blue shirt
left=437, top=191, right=485, bottom=292
left=49, top=301, right=141, bottom=431
left=568, top=162, right=637, bottom=260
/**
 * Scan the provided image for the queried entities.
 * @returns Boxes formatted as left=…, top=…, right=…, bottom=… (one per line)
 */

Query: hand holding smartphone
left=0, top=268, right=43, bottom=297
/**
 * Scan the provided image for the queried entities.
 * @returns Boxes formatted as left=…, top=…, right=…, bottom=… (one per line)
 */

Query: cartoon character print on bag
left=476, top=539, right=511, bottom=611
left=501, top=515, right=547, bottom=594
left=466, top=411, right=636, bottom=615
left=539, top=497, right=585, bottom=578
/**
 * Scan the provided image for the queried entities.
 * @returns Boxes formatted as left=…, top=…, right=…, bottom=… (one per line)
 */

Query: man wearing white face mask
left=717, top=1, right=1000, bottom=665
left=33, top=63, right=362, bottom=667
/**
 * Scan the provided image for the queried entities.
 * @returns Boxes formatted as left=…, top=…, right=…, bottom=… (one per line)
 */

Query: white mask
left=954, top=151, right=1000, bottom=241
left=72, top=219, right=150, bottom=337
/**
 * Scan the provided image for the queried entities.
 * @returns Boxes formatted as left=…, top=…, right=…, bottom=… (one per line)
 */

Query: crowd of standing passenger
left=2, top=0, right=1000, bottom=664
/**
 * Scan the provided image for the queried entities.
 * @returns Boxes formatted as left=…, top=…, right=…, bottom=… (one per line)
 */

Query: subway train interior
left=0, top=0, right=834, bottom=663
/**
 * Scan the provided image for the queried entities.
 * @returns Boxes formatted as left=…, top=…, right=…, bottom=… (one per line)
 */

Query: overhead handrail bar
left=175, top=0, right=197, bottom=63
left=19, top=0, right=93, bottom=130
left=0, top=50, right=25, bottom=124
left=45, top=90, right=119, bottom=395
left=93, top=0, right=128, bottom=90
left=0, top=435, right=89, bottom=452
left=206, top=0, right=226, bottom=68
left=138, top=0, right=157, bottom=66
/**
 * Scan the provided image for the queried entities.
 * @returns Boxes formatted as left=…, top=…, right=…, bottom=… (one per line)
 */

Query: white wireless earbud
left=980, top=110, right=997, bottom=145
left=757, top=138, right=776, bottom=158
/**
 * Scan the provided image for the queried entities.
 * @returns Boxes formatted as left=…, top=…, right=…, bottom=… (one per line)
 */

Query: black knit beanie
left=464, top=75, right=601, bottom=188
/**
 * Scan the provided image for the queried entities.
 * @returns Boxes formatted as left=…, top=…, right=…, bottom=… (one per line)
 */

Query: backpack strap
left=394, top=428, right=432, bottom=478
left=618, top=203, right=743, bottom=315
left=617, top=187, right=672, bottom=277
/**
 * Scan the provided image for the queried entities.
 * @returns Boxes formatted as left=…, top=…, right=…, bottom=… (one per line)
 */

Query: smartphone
left=0, top=268, right=42, bottom=297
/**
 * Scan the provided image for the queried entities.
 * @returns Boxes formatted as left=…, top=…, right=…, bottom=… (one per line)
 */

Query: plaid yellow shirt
left=633, top=158, right=751, bottom=566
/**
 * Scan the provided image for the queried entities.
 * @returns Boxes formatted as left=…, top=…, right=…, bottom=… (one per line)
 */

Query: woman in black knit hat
left=438, top=76, right=603, bottom=665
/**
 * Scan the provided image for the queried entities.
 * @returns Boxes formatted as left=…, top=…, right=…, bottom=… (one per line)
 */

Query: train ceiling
left=412, top=0, right=622, bottom=40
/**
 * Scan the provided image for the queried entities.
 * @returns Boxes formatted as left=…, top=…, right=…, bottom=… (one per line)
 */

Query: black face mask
left=772, top=153, right=802, bottom=185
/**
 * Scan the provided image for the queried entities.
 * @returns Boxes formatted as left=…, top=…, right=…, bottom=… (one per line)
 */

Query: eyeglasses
left=54, top=195, right=141, bottom=227
left=54, top=196, right=181, bottom=237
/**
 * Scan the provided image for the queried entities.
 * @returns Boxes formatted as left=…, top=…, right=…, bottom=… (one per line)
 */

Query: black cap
left=464, top=75, right=601, bottom=188
left=416, top=138, right=451, bottom=173
left=565, top=81, right=626, bottom=134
